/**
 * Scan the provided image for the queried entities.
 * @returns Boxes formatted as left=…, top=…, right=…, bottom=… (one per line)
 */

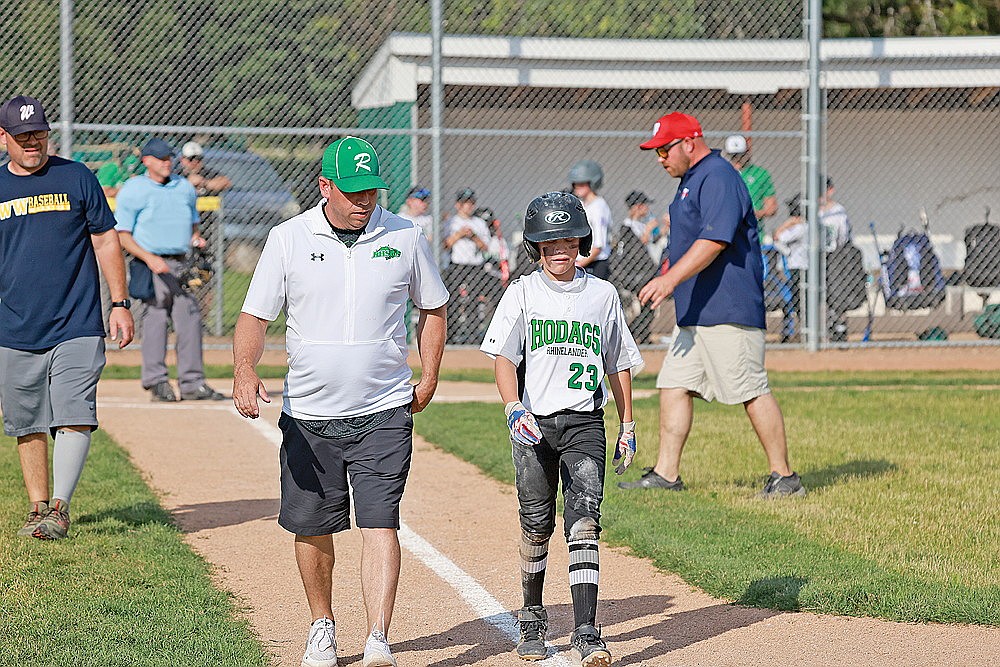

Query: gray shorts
left=276, top=406, right=413, bottom=536
left=0, top=337, right=107, bottom=437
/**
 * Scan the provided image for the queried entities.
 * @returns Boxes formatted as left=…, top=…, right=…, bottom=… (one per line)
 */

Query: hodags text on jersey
left=530, top=319, right=601, bottom=355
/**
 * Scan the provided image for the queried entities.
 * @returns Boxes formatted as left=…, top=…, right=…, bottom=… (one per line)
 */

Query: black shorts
left=277, top=406, right=413, bottom=536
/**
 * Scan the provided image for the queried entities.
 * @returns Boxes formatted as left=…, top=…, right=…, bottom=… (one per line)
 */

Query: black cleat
left=181, top=383, right=226, bottom=401
left=516, top=605, right=548, bottom=661
left=149, top=381, right=178, bottom=402
left=571, top=624, right=611, bottom=666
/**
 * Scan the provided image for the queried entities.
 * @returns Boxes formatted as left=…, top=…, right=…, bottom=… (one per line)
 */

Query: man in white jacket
left=233, top=136, right=448, bottom=667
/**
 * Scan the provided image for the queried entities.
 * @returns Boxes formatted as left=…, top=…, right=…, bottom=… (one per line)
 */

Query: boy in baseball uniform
left=480, top=192, right=644, bottom=666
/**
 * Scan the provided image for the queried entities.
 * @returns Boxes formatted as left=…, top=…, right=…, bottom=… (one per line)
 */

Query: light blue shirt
left=114, top=174, right=197, bottom=255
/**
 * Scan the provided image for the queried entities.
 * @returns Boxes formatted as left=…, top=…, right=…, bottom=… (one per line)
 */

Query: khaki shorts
left=655, top=325, right=770, bottom=404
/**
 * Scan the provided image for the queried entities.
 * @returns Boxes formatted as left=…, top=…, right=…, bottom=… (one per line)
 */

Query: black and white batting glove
left=505, top=401, right=542, bottom=446
left=613, top=421, right=637, bottom=475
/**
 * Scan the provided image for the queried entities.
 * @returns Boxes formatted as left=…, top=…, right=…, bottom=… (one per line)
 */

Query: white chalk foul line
left=98, top=398, right=572, bottom=664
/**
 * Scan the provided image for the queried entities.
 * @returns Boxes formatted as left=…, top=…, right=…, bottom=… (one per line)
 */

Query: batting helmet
left=522, top=192, right=592, bottom=262
left=567, top=160, right=604, bottom=191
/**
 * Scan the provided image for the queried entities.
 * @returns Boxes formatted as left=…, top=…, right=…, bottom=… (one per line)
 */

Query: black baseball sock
left=569, top=537, right=600, bottom=627
left=520, top=531, right=549, bottom=607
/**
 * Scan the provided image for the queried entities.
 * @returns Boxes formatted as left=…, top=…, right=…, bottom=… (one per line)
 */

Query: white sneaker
left=301, top=617, right=338, bottom=667
left=362, top=629, right=397, bottom=667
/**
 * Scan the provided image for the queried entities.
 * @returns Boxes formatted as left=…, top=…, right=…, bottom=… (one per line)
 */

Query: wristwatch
left=111, top=299, right=132, bottom=310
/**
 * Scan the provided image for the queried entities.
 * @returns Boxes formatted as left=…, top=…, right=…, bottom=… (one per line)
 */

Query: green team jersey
left=739, top=163, right=775, bottom=241
left=96, top=155, right=143, bottom=189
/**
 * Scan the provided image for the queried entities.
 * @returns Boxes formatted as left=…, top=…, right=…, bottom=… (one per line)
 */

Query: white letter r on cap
left=354, top=153, right=372, bottom=172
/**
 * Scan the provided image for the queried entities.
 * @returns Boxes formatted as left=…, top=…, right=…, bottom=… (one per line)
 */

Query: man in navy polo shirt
left=115, top=138, right=224, bottom=402
left=0, top=95, right=134, bottom=540
left=617, top=112, right=805, bottom=499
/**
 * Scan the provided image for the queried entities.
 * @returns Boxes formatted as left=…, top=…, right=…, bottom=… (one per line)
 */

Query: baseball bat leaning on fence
left=863, top=220, right=889, bottom=342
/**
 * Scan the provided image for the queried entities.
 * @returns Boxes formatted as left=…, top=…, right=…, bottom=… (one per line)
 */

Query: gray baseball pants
left=141, top=256, right=205, bottom=393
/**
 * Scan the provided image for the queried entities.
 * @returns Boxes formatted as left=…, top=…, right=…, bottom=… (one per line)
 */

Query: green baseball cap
left=321, top=136, right=389, bottom=193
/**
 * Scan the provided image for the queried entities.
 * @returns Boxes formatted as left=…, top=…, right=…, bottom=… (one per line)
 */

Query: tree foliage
left=0, top=0, right=996, bottom=129
left=825, top=0, right=1000, bottom=36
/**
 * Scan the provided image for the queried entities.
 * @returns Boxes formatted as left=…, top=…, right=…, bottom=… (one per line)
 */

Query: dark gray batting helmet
left=567, top=159, right=604, bottom=191
left=522, top=191, right=593, bottom=261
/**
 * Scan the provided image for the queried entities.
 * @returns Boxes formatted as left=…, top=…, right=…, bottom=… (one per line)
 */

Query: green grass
left=413, top=375, right=1000, bottom=624
left=221, top=269, right=286, bottom=336
left=101, top=364, right=290, bottom=380
left=0, top=432, right=269, bottom=667
left=100, top=365, right=1000, bottom=390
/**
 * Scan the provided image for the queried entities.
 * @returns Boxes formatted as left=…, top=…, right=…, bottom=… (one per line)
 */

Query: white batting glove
left=505, top=401, right=542, bottom=446
left=613, top=421, right=637, bottom=475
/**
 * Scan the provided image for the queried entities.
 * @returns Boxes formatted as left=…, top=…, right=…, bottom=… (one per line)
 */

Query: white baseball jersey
left=396, top=208, right=432, bottom=238
left=242, top=203, right=449, bottom=419
left=445, top=214, right=491, bottom=265
left=584, top=196, right=613, bottom=261
left=480, top=268, right=644, bottom=417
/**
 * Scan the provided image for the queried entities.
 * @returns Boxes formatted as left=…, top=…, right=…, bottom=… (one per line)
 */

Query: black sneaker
left=617, top=468, right=684, bottom=491
left=516, top=605, right=547, bottom=661
left=571, top=624, right=611, bottom=667
left=758, top=471, right=807, bottom=499
left=149, top=381, right=177, bottom=402
left=181, top=384, right=226, bottom=401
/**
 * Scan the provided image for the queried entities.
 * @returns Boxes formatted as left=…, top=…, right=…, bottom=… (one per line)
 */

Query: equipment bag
left=826, top=243, right=867, bottom=313
left=882, top=231, right=946, bottom=310
left=127, top=258, right=155, bottom=301
left=963, top=222, right=1000, bottom=289
left=974, top=304, right=1000, bottom=339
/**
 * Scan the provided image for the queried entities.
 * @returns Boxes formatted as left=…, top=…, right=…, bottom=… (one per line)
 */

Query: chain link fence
left=2, top=1, right=998, bottom=349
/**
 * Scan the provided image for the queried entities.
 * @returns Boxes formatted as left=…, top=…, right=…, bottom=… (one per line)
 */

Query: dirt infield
left=95, top=378, right=999, bottom=666
left=107, top=342, right=1000, bottom=373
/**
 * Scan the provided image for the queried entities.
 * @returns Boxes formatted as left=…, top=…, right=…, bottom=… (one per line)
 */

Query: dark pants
left=141, top=256, right=205, bottom=392
left=512, top=409, right=606, bottom=542
left=445, top=263, right=494, bottom=344
left=782, top=269, right=802, bottom=340
left=584, top=259, right=610, bottom=281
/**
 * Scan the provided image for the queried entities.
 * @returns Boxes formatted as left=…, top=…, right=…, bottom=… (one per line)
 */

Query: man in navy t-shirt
left=617, top=112, right=805, bottom=499
left=0, top=95, right=134, bottom=539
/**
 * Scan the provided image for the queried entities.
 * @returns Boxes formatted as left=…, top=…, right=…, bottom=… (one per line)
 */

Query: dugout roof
left=352, top=33, right=1000, bottom=109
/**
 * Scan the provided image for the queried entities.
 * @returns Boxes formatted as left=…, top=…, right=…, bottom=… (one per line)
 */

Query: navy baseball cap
left=626, top=191, right=653, bottom=207
left=141, top=138, right=174, bottom=159
left=0, top=95, right=50, bottom=135
left=407, top=187, right=431, bottom=200
left=455, top=187, right=476, bottom=202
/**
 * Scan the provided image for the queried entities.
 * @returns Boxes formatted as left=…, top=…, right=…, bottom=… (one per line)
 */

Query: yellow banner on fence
left=106, top=196, right=221, bottom=212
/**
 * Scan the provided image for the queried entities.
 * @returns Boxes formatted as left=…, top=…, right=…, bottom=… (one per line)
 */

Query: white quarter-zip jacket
left=242, top=203, right=449, bottom=419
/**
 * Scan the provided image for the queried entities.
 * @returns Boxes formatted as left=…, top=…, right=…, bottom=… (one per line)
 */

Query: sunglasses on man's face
left=655, top=139, right=684, bottom=159
left=12, top=130, right=49, bottom=143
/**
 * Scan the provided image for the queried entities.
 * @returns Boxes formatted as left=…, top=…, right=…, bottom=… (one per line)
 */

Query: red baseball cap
left=639, top=112, right=703, bottom=150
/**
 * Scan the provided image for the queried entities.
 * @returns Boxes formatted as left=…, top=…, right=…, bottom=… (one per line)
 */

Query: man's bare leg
left=295, top=534, right=336, bottom=621
left=360, top=527, right=401, bottom=635
left=18, top=433, right=49, bottom=502
left=744, top=393, right=793, bottom=476
left=652, top=388, right=693, bottom=482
